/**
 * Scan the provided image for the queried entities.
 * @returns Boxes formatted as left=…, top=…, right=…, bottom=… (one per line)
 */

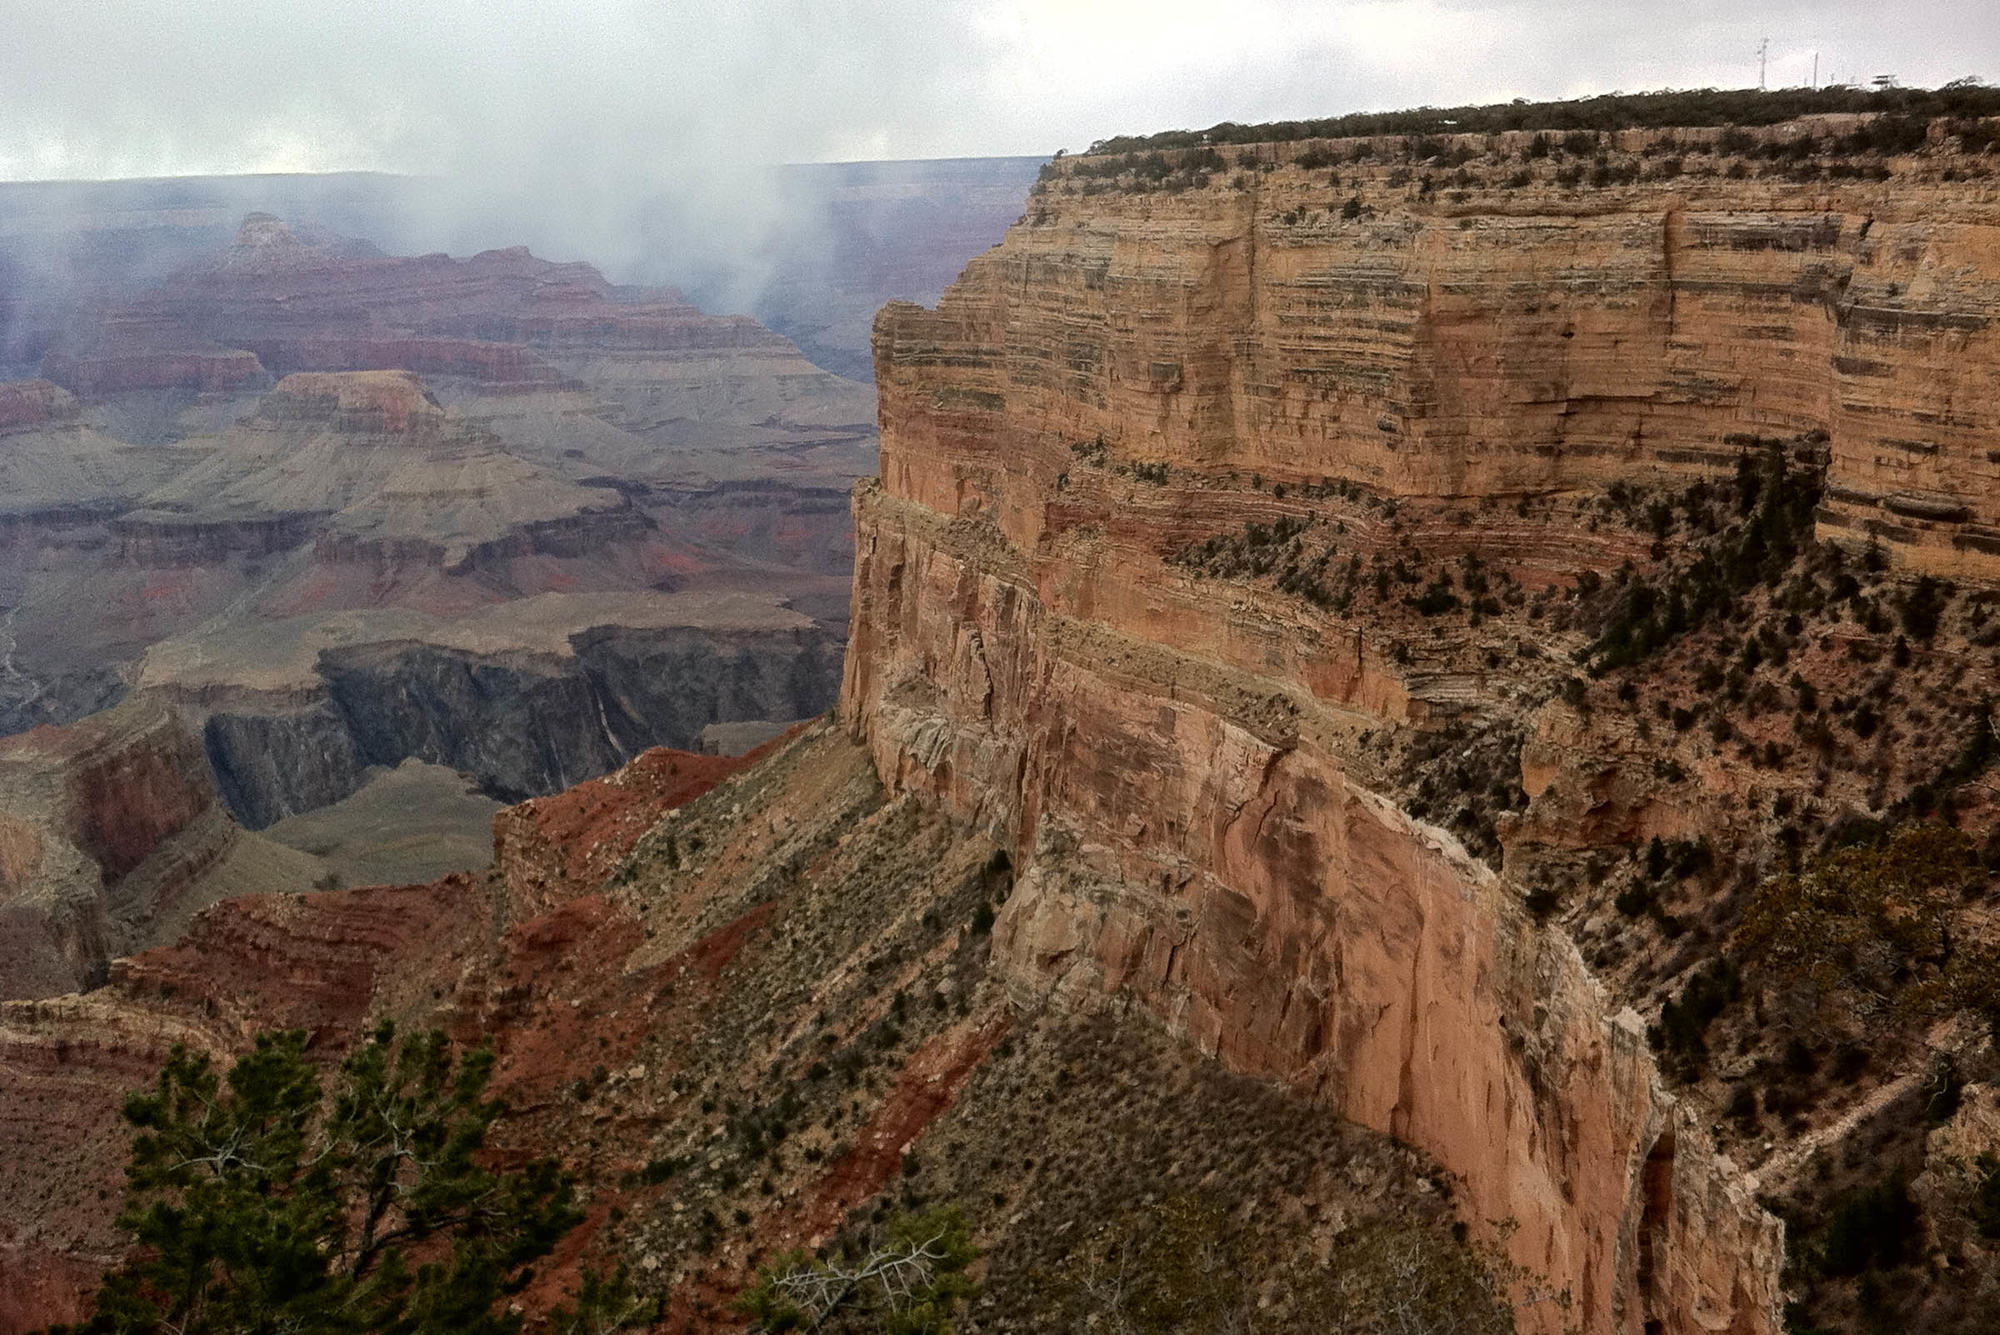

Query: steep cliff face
left=870, top=122, right=2000, bottom=580
left=1, top=722, right=1505, bottom=1335
left=824, top=120, right=2000, bottom=1333
left=37, top=302, right=269, bottom=398
left=843, top=485, right=1782, bottom=1333
left=0, top=700, right=324, bottom=999
left=309, top=622, right=838, bottom=806
left=173, top=595, right=839, bottom=829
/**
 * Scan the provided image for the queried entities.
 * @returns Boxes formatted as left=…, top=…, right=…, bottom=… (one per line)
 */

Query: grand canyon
left=8, top=81, right=2000, bottom=1335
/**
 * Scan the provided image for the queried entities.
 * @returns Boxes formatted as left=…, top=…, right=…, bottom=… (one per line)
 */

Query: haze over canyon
left=6, top=19, right=2000, bottom=1335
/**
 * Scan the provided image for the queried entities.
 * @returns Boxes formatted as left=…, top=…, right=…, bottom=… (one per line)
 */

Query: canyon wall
left=868, top=122, right=2000, bottom=578
left=843, top=486, right=1780, bottom=1334
left=205, top=620, right=839, bottom=825
left=0, top=700, right=325, bottom=999
left=826, top=120, right=2000, bottom=1332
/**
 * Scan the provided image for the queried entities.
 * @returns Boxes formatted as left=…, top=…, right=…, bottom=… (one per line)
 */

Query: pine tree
left=53, top=1024, right=583, bottom=1335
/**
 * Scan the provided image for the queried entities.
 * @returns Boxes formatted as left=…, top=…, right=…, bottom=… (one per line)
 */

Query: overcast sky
left=4, top=1, right=1995, bottom=299
left=4, top=0, right=1995, bottom=183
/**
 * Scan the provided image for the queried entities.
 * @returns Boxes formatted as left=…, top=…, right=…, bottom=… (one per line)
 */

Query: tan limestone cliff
left=873, top=123, right=2000, bottom=579
left=822, top=120, right=2000, bottom=1333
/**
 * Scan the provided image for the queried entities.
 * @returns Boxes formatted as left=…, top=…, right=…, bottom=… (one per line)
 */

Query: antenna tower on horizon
left=1758, top=37, right=1769, bottom=91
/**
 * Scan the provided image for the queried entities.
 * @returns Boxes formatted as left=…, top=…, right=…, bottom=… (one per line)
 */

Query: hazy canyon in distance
left=20, top=81, right=2000, bottom=1335
left=0, top=156, right=1041, bottom=998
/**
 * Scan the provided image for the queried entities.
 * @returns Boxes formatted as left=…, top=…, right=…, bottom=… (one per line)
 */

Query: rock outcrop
left=865, top=123, right=2000, bottom=580
left=843, top=483, right=1785, bottom=1333
left=825, top=118, right=2000, bottom=1332
left=0, top=699, right=324, bottom=999
left=156, top=590, right=839, bottom=829
left=37, top=302, right=269, bottom=399
left=0, top=381, right=75, bottom=433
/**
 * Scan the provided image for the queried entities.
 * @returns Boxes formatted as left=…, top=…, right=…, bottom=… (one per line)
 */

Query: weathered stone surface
left=0, top=700, right=324, bottom=999
left=843, top=486, right=1780, bottom=1333
left=828, top=124, right=2000, bottom=1333
left=873, top=127, right=2000, bottom=579
left=490, top=743, right=761, bottom=920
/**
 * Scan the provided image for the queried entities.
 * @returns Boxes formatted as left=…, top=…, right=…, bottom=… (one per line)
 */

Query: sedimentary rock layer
left=843, top=485, right=1779, bottom=1334
left=0, top=700, right=323, bottom=999
left=830, top=120, right=2000, bottom=1333
left=871, top=122, right=2000, bottom=578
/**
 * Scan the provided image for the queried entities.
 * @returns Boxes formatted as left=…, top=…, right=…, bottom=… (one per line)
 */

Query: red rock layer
left=0, top=704, right=234, bottom=999
left=492, top=741, right=773, bottom=918
left=161, top=221, right=798, bottom=370
left=247, top=337, right=573, bottom=388
left=39, top=304, right=269, bottom=397
left=0, top=381, right=77, bottom=433
left=47, top=712, right=216, bottom=883
left=40, top=217, right=809, bottom=399
left=0, top=741, right=755, bottom=1329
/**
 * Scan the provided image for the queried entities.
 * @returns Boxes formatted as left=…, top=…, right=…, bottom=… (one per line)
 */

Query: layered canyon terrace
left=10, top=94, right=2000, bottom=1335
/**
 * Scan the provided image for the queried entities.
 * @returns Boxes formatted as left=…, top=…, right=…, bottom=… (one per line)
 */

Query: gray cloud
left=3, top=1, right=1996, bottom=298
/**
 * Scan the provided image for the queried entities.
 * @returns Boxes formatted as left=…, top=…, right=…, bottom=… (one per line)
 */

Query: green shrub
left=62, top=1025, right=582, bottom=1335
left=1818, top=1177, right=1918, bottom=1276
left=1899, top=576, right=1949, bottom=642
left=1084, top=86, right=2000, bottom=157
left=1653, top=958, right=1739, bottom=1059
left=1407, top=580, right=1460, bottom=616
left=1974, top=1153, right=2000, bottom=1239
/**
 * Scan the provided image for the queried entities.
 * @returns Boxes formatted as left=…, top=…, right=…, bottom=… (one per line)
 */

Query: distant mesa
left=0, top=379, right=78, bottom=433
left=219, top=211, right=383, bottom=271
left=27, top=214, right=825, bottom=394
left=256, top=370, right=446, bottom=436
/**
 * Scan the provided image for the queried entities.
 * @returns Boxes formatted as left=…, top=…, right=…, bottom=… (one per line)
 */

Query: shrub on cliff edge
left=1741, top=824, right=2000, bottom=1034
left=734, top=1206, right=977, bottom=1334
